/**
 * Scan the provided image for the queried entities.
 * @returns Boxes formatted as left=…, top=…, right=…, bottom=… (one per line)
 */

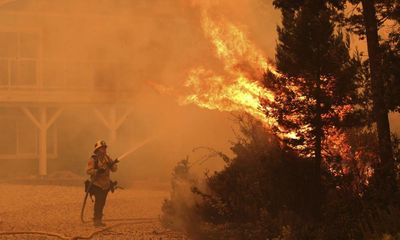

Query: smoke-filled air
left=0, top=0, right=400, bottom=239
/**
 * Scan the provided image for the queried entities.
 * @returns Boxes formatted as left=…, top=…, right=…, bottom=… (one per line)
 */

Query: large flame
left=179, top=10, right=281, bottom=128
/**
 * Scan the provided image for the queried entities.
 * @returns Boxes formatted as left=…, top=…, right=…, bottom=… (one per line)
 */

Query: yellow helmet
left=94, top=140, right=107, bottom=151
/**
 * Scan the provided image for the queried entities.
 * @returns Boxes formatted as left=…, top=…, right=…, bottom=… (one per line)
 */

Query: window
left=0, top=118, right=17, bottom=154
left=0, top=30, right=40, bottom=87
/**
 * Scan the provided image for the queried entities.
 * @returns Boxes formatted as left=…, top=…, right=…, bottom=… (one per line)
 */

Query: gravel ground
left=0, top=183, right=187, bottom=239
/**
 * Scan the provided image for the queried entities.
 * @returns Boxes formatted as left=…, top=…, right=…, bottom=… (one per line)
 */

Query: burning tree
left=157, top=2, right=400, bottom=238
left=264, top=0, right=361, bottom=211
left=154, top=4, right=374, bottom=192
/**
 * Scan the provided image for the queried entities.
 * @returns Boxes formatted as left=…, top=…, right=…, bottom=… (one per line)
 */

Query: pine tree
left=265, top=0, right=360, bottom=213
left=333, top=0, right=400, bottom=199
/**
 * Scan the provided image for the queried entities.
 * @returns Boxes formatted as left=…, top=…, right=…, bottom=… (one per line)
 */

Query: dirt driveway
left=0, top=183, right=186, bottom=239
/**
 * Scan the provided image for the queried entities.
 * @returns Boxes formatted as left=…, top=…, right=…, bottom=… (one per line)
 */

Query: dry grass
left=0, top=183, right=186, bottom=239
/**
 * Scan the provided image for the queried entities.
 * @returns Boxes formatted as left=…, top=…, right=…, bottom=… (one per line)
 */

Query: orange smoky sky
left=0, top=0, right=281, bottom=180
left=0, top=0, right=398, bottom=182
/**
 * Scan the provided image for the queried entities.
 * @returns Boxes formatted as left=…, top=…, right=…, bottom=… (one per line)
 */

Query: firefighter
left=86, top=140, right=118, bottom=227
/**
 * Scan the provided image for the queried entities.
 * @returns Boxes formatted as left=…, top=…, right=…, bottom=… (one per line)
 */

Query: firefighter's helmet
left=94, top=140, right=107, bottom=151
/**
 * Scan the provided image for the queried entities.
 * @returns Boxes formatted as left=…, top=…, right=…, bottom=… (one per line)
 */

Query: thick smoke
left=3, top=0, right=397, bottom=185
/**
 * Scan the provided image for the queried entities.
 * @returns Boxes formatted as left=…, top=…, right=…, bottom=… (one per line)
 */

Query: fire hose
left=80, top=137, right=155, bottom=223
left=0, top=218, right=158, bottom=239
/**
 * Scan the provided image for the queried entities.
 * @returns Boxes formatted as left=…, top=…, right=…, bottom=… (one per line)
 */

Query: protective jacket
left=86, top=154, right=117, bottom=190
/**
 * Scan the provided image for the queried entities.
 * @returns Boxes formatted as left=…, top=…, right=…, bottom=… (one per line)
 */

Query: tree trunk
left=314, top=70, right=323, bottom=216
left=314, top=103, right=323, bottom=216
left=361, top=0, right=397, bottom=197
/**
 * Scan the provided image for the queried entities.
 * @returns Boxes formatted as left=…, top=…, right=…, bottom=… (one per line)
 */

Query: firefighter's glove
left=107, top=159, right=119, bottom=168
left=96, top=168, right=106, bottom=174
